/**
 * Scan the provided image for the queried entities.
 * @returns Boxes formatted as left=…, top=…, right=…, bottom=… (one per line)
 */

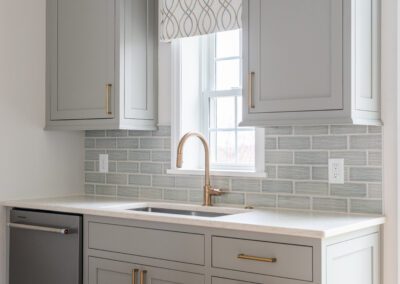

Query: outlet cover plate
left=329, top=159, right=344, bottom=184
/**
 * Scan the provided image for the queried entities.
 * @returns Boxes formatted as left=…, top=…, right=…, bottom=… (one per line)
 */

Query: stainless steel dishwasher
left=9, top=209, right=82, bottom=284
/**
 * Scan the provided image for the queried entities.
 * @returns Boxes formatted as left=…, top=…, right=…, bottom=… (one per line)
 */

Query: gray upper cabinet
left=241, top=0, right=381, bottom=126
left=46, top=0, right=158, bottom=130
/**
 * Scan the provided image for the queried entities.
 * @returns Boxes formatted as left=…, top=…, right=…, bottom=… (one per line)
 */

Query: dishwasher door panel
left=9, top=209, right=82, bottom=284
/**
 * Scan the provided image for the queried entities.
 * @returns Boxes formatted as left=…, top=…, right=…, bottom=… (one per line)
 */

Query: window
left=170, top=30, right=265, bottom=177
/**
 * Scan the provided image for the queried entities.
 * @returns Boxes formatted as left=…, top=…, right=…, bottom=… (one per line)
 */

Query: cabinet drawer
left=88, top=222, right=205, bottom=265
left=212, top=237, right=313, bottom=281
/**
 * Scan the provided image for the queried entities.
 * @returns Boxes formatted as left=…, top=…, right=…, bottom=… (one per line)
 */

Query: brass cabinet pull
left=248, top=72, right=255, bottom=109
left=140, top=270, right=147, bottom=284
left=105, top=83, right=112, bottom=115
left=132, top=269, right=139, bottom=284
left=238, top=253, right=277, bottom=263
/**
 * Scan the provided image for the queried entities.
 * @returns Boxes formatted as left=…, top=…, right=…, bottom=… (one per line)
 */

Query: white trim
left=170, top=40, right=182, bottom=170
left=166, top=169, right=267, bottom=178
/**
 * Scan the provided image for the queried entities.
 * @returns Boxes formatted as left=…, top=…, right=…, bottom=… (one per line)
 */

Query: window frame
left=201, top=31, right=256, bottom=171
left=169, top=32, right=265, bottom=178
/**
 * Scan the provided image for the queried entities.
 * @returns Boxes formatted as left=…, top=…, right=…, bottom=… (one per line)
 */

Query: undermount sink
left=128, top=207, right=230, bottom=218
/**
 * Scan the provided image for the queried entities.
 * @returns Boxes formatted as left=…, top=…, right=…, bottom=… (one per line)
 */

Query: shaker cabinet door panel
left=50, top=0, right=115, bottom=120
left=124, top=0, right=156, bottom=120
left=88, top=257, right=204, bottom=284
left=142, top=266, right=204, bottom=284
left=245, top=0, right=343, bottom=113
left=89, top=258, right=133, bottom=284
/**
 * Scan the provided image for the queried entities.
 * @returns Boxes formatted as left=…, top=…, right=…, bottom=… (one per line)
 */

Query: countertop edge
left=2, top=198, right=386, bottom=239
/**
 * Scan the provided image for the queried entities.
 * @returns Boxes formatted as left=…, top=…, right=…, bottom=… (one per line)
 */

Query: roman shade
left=160, top=0, right=242, bottom=41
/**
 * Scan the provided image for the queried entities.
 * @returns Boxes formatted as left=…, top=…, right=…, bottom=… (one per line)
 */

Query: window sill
left=166, top=169, right=267, bottom=178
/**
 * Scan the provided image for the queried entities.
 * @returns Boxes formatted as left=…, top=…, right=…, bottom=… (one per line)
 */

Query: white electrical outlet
left=329, top=159, right=344, bottom=184
left=99, top=154, right=109, bottom=173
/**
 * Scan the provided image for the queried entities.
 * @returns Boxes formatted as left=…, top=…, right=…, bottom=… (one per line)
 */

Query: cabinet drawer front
left=88, top=222, right=204, bottom=265
left=212, top=237, right=312, bottom=281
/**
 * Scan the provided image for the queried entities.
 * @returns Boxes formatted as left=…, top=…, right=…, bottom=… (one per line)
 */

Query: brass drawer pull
left=140, top=270, right=147, bottom=284
left=248, top=72, right=255, bottom=109
left=132, top=269, right=139, bottom=284
left=105, top=83, right=112, bottom=115
left=238, top=253, right=277, bottom=263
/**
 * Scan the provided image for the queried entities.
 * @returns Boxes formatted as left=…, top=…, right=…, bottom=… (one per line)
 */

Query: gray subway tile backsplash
left=278, top=195, right=311, bottom=210
left=295, top=182, right=329, bottom=196
left=117, top=186, right=139, bottom=198
left=265, top=151, right=293, bottom=164
left=117, top=138, right=139, bottom=149
left=232, top=179, right=261, bottom=192
left=262, top=180, right=293, bottom=194
left=278, top=137, right=310, bottom=149
left=350, top=135, right=382, bottom=149
left=295, top=151, right=328, bottom=165
left=96, top=138, right=117, bottom=149
left=330, top=183, right=367, bottom=198
left=330, top=125, right=367, bottom=134
left=312, top=198, right=348, bottom=212
left=294, top=126, right=329, bottom=135
left=128, top=150, right=151, bottom=161
left=85, top=125, right=383, bottom=214
left=312, top=136, right=347, bottom=150
left=116, top=162, right=139, bottom=174
left=246, top=193, right=276, bottom=208
left=349, top=168, right=382, bottom=182
left=330, top=151, right=367, bottom=166
left=278, top=166, right=310, bottom=180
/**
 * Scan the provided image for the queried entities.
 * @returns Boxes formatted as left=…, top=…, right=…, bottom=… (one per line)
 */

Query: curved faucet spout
left=176, top=132, right=222, bottom=206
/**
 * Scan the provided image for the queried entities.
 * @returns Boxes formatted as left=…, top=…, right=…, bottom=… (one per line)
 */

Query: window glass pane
left=209, top=98, right=217, bottom=129
left=237, top=131, right=255, bottom=164
left=210, top=131, right=217, bottom=163
left=216, top=96, right=235, bottom=128
left=216, top=59, right=240, bottom=90
left=216, top=30, right=240, bottom=58
left=214, top=131, right=235, bottom=164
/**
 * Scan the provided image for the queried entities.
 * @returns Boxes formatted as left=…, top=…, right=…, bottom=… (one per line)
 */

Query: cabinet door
left=123, top=0, right=156, bottom=120
left=50, top=0, right=115, bottom=120
left=88, top=257, right=204, bottom=284
left=89, top=257, right=133, bottom=284
left=141, top=265, right=204, bottom=284
left=244, top=0, right=343, bottom=114
left=326, top=233, right=379, bottom=284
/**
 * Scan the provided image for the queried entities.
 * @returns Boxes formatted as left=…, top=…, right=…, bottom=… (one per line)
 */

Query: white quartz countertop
left=2, top=195, right=385, bottom=239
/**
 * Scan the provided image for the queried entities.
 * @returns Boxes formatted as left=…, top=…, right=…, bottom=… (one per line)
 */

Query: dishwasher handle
left=8, top=222, right=70, bottom=235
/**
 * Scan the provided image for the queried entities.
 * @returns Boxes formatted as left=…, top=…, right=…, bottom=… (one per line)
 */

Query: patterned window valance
left=160, top=0, right=242, bottom=42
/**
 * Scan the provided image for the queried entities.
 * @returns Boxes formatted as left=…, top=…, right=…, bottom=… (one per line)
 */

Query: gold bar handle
left=238, top=253, right=277, bottom=263
left=105, top=83, right=112, bottom=115
left=132, top=269, right=139, bottom=284
left=248, top=72, right=255, bottom=109
left=140, top=270, right=147, bottom=284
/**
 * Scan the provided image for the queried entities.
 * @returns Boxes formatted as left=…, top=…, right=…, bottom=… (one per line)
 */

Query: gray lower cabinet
left=84, top=215, right=381, bottom=284
left=46, top=0, right=157, bottom=130
left=89, top=257, right=204, bottom=284
left=241, top=0, right=381, bottom=126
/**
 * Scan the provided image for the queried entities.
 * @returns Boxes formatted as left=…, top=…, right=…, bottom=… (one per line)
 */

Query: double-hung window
left=170, top=30, right=265, bottom=177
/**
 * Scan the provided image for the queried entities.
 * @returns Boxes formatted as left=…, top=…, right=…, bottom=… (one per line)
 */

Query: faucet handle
left=209, top=187, right=224, bottom=196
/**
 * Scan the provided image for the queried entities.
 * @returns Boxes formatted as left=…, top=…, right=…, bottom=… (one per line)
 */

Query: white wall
left=0, top=0, right=84, bottom=283
left=381, top=0, right=399, bottom=283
